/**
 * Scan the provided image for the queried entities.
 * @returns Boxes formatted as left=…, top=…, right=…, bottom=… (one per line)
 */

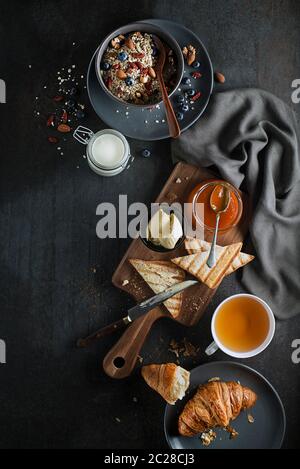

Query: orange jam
left=187, top=179, right=243, bottom=231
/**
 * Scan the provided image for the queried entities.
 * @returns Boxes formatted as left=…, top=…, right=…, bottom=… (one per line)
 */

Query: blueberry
left=151, top=46, right=158, bottom=56
left=176, top=111, right=184, bottom=121
left=118, top=51, right=128, bottom=62
left=180, top=103, right=189, bottom=112
left=125, top=77, right=134, bottom=86
left=101, top=62, right=111, bottom=71
left=192, top=61, right=200, bottom=68
left=65, top=99, right=77, bottom=109
left=142, top=149, right=151, bottom=158
left=186, top=89, right=196, bottom=97
left=176, top=94, right=184, bottom=103
left=76, top=109, right=85, bottom=119
left=69, top=86, right=79, bottom=96
left=181, top=76, right=191, bottom=85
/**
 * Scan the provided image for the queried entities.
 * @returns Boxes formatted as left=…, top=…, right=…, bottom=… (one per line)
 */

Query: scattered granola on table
left=169, top=338, right=199, bottom=359
left=33, top=59, right=88, bottom=158
left=200, top=429, right=217, bottom=446
left=247, top=413, right=255, bottom=424
left=101, top=31, right=177, bottom=105
left=226, top=425, right=239, bottom=439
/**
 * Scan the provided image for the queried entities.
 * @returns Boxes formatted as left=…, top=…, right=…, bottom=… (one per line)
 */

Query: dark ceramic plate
left=87, top=19, right=213, bottom=140
left=164, top=361, right=286, bottom=449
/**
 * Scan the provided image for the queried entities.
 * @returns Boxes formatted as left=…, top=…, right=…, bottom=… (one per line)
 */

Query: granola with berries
left=101, top=31, right=177, bottom=105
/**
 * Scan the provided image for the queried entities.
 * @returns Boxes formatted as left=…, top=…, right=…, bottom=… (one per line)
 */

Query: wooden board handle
left=103, top=308, right=166, bottom=379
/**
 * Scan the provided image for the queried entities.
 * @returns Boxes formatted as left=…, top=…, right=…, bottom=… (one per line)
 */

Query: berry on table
left=101, top=62, right=111, bottom=71
left=142, top=149, right=151, bottom=158
left=76, top=110, right=85, bottom=119
left=176, top=111, right=184, bottom=121
left=65, top=99, right=77, bottom=109
left=192, top=61, right=200, bottom=68
left=181, top=76, right=191, bottom=85
left=118, top=51, right=128, bottom=62
left=125, top=77, right=134, bottom=86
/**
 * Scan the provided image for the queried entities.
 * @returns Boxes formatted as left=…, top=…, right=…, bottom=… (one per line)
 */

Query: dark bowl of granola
left=95, top=22, right=184, bottom=107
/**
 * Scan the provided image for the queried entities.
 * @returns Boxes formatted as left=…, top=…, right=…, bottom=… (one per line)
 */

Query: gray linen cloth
left=172, top=88, right=300, bottom=319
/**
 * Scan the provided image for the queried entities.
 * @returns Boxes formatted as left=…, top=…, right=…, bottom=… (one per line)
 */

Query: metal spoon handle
left=207, top=213, right=220, bottom=268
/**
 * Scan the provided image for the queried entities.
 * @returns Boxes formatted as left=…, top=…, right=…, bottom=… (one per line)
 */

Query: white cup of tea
left=205, top=294, right=275, bottom=358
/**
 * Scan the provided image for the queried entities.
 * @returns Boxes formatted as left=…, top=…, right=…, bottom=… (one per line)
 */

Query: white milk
left=91, top=134, right=125, bottom=168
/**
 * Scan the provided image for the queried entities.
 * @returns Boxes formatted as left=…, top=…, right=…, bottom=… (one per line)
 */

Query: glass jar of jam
left=186, top=179, right=243, bottom=232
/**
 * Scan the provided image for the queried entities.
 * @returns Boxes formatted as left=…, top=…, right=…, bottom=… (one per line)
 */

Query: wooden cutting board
left=112, top=162, right=251, bottom=326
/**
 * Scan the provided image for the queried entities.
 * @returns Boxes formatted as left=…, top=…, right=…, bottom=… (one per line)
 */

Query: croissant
left=141, top=363, right=190, bottom=405
left=178, top=380, right=257, bottom=436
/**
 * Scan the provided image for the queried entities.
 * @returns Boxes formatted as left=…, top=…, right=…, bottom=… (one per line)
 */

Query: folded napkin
left=172, top=88, right=300, bottom=319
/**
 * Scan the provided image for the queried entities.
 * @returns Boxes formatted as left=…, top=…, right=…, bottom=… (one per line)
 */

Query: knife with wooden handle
left=77, top=280, right=197, bottom=348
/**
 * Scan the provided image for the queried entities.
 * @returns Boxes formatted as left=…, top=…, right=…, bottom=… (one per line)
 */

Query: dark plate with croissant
left=164, top=361, right=286, bottom=449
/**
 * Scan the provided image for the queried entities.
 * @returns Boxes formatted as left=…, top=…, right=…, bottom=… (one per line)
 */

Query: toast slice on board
left=129, top=259, right=185, bottom=318
left=172, top=242, right=242, bottom=289
left=184, top=238, right=254, bottom=275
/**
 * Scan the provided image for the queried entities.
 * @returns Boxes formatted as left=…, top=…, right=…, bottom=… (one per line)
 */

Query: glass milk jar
left=73, top=126, right=131, bottom=176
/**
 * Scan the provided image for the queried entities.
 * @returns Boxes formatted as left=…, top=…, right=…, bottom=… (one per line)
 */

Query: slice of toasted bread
left=185, top=237, right=211, bottom=254
left=185, top=238, right=254, bottom=275
left=227, top=251, right=255, bottom=274
left=171, top=242, right=242, bottom=289
left=129, top=259, right=185, bottom=318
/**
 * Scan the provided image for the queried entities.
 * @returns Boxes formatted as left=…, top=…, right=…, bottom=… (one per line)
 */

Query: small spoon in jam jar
left=206, top=184, right=231, bottom=268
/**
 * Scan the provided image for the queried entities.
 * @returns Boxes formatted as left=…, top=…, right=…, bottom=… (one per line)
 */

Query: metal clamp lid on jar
left=73, top=126, right=131, bottom=176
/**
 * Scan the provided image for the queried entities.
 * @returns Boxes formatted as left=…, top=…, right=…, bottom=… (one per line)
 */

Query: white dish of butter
left=147, top=209, right=183, bottom=250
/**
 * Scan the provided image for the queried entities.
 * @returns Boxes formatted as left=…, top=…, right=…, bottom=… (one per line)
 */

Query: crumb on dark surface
left=169, top=338, right=199, bottom=359
left=226, top=425, right=239, bottom=439
left=200, top=429, right=216, bottom=446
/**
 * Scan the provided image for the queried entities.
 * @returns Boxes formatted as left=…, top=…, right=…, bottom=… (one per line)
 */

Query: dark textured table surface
left=0, top=0, right=299, bottom=449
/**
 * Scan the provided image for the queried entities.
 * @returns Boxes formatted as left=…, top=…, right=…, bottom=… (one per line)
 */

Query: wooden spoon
left=153, top=35, right=181, bottom=139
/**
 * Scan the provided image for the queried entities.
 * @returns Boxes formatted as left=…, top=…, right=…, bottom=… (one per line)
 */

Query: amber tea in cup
left=215, top=296, right=270, bottom=352
left=206, top=294, right=275, bottom=358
